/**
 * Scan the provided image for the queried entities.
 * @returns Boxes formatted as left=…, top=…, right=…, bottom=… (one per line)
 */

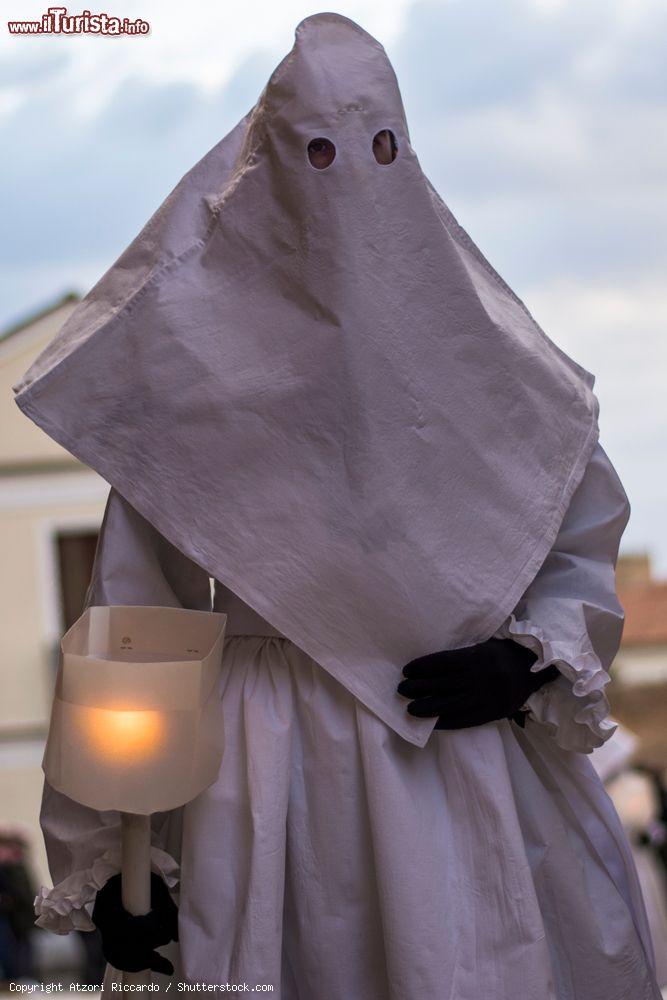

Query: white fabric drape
left=34, top=442, right=662, bottom=998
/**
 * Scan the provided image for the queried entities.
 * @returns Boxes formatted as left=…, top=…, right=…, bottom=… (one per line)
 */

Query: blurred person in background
left=591, top=725, right=667, bottom=989
left=0, top=826, right=37, bottom=984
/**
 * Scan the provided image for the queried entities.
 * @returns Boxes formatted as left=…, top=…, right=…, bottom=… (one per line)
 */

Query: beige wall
left=1, top=302, right=109, bottom=887
left=0, top=301, right=79, bottom=466
left=615, top=645, right=667, bottom=686
left=0, top=475, right=107, bottom=731
left=0, top=740, right=51, bottom=886
left=0, top=481, right=107, bottom=885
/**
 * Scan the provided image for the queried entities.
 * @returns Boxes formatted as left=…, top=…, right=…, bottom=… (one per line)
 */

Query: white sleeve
left=35, top=487, right=213, bottom=933
left=492, top=441, right=631, bottom=754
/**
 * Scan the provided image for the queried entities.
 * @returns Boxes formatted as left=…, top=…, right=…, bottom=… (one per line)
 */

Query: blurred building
left=611, top=553, right=667, bottom=771
left=0, top=294, right=108, bottom=886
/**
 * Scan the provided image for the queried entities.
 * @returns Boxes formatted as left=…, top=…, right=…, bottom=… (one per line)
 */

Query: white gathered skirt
left=147, top=632, right=661, bottom=999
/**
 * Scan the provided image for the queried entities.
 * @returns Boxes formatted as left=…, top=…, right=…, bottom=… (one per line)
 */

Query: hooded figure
left=16, top=12, right=662, bottom=998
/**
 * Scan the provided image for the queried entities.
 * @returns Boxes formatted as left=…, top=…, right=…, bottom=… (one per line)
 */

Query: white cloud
left=526, top=275, right=667, bottom=573
left=0, top=1, right=413, bottom=101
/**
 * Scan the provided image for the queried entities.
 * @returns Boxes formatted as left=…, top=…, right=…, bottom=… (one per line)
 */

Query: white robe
left=35, top=442, right=662, bottom=999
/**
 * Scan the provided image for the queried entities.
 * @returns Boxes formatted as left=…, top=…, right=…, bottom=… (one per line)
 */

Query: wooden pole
left=120, top=812, right=152, bottom=986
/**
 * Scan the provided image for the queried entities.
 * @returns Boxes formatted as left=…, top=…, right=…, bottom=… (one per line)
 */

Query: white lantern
left=43, top=604, right=227, bottom=983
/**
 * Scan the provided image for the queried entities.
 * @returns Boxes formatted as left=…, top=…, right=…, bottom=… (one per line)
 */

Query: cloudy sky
left=3, top=0, right=666, bottom=572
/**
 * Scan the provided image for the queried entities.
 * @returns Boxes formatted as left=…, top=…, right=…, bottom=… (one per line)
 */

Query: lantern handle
left=120, top=812, right=153, bottom=986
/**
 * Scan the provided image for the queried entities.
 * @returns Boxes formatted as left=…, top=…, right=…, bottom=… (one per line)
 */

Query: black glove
left=397, top=637, right=560, bottom=730
left=91, top=871, right=178, bottom=975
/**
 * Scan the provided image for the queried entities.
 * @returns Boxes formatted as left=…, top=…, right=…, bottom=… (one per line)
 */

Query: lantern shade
left=43, top=605, right=227, bottom=814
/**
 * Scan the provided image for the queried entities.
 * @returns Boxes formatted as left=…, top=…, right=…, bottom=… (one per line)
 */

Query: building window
left=56, top=530, right=99, bottom=632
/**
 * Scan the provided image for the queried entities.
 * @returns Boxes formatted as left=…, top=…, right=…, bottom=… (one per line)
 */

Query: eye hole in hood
left=307, top=137, right=336, bottom=169
left=373, top=129, right=397, bottom=164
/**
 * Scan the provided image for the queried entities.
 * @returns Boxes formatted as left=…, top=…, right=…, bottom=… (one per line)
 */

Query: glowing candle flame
left=83, top=707, right=164, bottom=762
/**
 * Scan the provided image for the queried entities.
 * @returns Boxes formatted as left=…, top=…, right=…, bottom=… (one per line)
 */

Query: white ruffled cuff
left=493, top=612, right=617, bottom=754
left=34, top=845, right=180, bottom=934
